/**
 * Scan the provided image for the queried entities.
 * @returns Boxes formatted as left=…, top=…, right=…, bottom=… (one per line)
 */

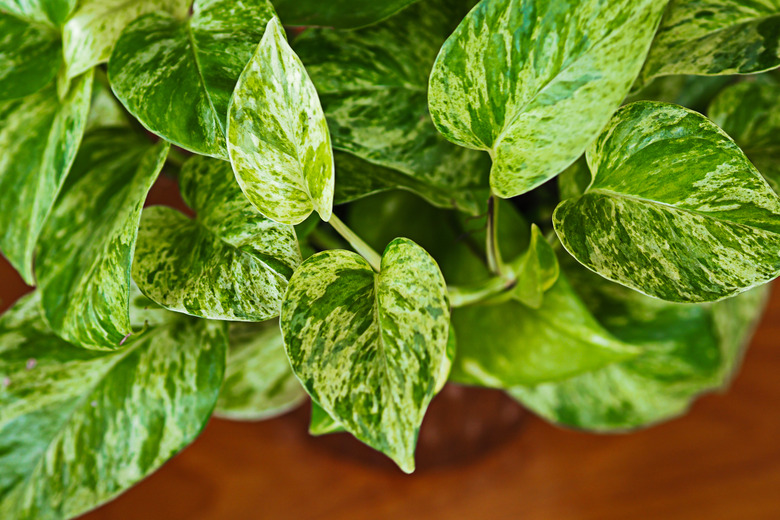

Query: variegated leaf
left=281, top=240, right=450, bottom=472
left=216, top=320, right=306, bottom=420
left=509, top=256, right=768, bottom=431
left=36, top=128, right=169, bottom=350
left=709, top=81, right=780, bottom=193
left=0, top=72, right=92, bottom=285
left=133, top=155, right=301, bottom=321
left=275, top=0, right=419, bottom=28
left=0, top=0, right=75, bottom=26
left=637, top=0, right=780, bottom=87
left=108, top=0, right=276, bottom=158
left=228, top=17, right=334, bottom=225
left=451, top=271, right=638, bottom=388
left=63, top=0, right=189, bottom=80
left=294, top=0, right=488, bottom=215
left=0, top=11, right=61, bottom=100
left=554, top=101, right=780, bottom=303
left=428, top=0, right=668, bottom=198
left=0, top=291, right=227, bottom=518
left=509, top=224, right=559, bottom=309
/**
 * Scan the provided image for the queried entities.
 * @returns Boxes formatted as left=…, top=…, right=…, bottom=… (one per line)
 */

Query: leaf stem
left=328, top=214, right=382, bottom=272
left=486, top=195, right=505, bottom=276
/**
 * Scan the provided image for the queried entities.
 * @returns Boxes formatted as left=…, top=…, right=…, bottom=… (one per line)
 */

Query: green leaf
left=0, top=0, right=76, bottom=26
left=508, top=225, right=559, bottom=309
left=216, top=320, right=306, bottom=420
left=294, top=0, right=489, bottom=215
left=509, top=257, right=768, bottom=431
left=108, top=0, right=276, bottom=158
left=275, top=0, right=419, bottom=28
left=554, top=101, right=780, bottom=303
left=0, top=72, right=92, bottom=285
left=451, top=271, right=638, bottom=387
left=63, top=0, right=190, bottom=80
left=228, top=17, right=335, bottom=225
left=709, top=81, right=780, bottom=193
left=133, top=155, right=301, bottom=321
left=36, top=128, right=169, bottom=350
left=0, top=292, right=227, bottom=518
left=0, top=11, right=61, bottom=100
left=428, top=0, right=668, bottom=198
left=85, top=80, right=128, bottom=131
left=637, top=0, right=780, bottom=87
left=281, top=239, right=450, bottom=472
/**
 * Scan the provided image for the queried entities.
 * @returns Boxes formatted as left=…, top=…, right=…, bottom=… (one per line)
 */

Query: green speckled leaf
left=216, top=320, right=305, bottom=420
left=451, top=271, right=638, bottom=388
left=709, top=81, right=780, bottom=193
left=281, top=239, right=449, bottom=472
left=554, top=101, right=780, bottom=303
left=0, top=72, right=92, bottom=285
left=36, top=128, right=169, bottom=350
left=509, top=225, right=559, bottom=309
left=133, top=155, right=301, bottom=321
left=294, top=0, right=488, bottom=215
left=637, top=0, right=780, bottom=86
left=428, top=0, right=667, bottom=198
left=0, top=0, right=76, bottom=26
left=0, top=292, right=227, bottom=518
left=509, top=257, right=768, bottom=431
left=108, top=0, right=276, bottom=158
left=63, top=0, right=189, bottom=80
left=0, top=11, right=60, bottom=100
left=228, top=18, right=335, bottom=225
left=275, top=0, right=419, bottom=28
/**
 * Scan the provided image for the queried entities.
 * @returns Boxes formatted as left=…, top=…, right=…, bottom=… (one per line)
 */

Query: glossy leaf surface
left=0, top=11, right=60, bottom=100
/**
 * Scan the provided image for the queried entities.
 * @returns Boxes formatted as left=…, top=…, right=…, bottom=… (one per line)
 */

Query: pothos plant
left=1, top=0, right=780, bottom=516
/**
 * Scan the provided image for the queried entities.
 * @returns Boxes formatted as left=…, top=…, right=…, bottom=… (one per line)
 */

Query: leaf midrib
left=183, top=21, right=225, bottom=138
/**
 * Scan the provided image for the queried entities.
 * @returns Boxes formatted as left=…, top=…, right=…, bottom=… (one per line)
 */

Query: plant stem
left=448, top=275, right=517, bottom=308
left=486, top=195, right=505, bottom=276
left=328, top=214, right=382, bottom=272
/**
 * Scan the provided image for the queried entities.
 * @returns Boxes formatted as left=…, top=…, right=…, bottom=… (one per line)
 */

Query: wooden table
left=3, top=232, right=780, bottom=520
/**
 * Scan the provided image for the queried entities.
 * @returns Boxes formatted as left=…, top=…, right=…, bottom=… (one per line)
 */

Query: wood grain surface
left=2, top=177, right=779, bottom=520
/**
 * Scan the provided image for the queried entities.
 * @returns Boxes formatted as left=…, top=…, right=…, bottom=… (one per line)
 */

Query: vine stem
left=486, top=195, right=505, bottom=276
left=328, top=214, right=382, bottom=272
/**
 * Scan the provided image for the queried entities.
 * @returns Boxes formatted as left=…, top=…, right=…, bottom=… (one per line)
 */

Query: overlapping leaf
left=637, top=0, right=780, bottom=86
left=0, top=72, right=92, bottom=285
left=428, top=0, right=668, bottom=198
left=216, top=320, right=306, bottom=420
left=0, top=292, right=227, bottom=518
left=275, top=0, right=420, bottom=28
left=228, top=18, right=334, bottom=225
left=554, top=101, right=780, bottom=303
left=294, top=0, right=489, bottom=215
left=281, top=239, right=449, bottom=472
left=509, top=225, right=559, bottom=308
left=133, top=156, right=301, bottom=321
left=0, top=0, right=75, bottom=26
left=63, top=0, right=189, bottom=80
left=0, top=11, right=61, bottom=100
left=108, top=0, right=276, bottom=158
left=36, top=128, right=169, bottom=350
left=510, top=257, right=768, bottom=431
left=709, top=81, right=780, bottom=193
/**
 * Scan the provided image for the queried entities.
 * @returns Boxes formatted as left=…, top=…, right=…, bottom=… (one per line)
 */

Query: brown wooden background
left=2, top=180, right=780, bottom=519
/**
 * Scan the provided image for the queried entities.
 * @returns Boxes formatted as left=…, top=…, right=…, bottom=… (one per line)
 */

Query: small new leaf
left=509, top=225, right=559, bottom=309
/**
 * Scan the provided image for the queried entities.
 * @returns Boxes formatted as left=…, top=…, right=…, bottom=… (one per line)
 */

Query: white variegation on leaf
left=428, top=0, right=668, bottom=198
left=281, top=239, right=450, bottom=472
left=228, top=17, right=335, bottom=225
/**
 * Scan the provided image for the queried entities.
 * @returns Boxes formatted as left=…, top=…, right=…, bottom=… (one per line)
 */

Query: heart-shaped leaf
left=428, top=0, right=668, bottom=198
left=709, top=81, right=780, bottom=193
left=0, top=292, right=227, bottom=518
left=36, top=128, right=169, bottom=350
left=216, top=320, right=306, bottom=420
left=637, top=0, right=780, bottom=87
left=228, top=17, right=334, bottom=225
left=281, top=239, right=449, bottom=472
left=62, top=0, right=189, bottom=80
left=294, top=0, right=489, bottom=215
left=554, top=101, right=780, bottom=303
left=133, top=155, right=301, bottom=321
left=275, top=0, right=420, bottom=29
left=108, top=0, right=276, bottom=158
left=0, top=72, right=92, bottom=285
left=0, top=11, right=61, bottom=100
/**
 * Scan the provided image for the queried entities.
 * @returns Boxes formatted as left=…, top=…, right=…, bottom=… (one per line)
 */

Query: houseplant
left=2, top=0, right=780, bottom=517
